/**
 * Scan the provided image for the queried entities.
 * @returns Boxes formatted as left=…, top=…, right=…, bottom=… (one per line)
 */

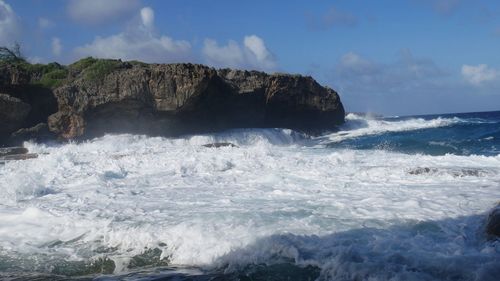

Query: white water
left=0, top=117, right=499, bottom=279
left=319, top=113, right=465, bottom=143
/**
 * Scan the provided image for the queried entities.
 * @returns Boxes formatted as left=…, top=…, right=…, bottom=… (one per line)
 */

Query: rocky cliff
left=0, top=58, right=345, bottom=143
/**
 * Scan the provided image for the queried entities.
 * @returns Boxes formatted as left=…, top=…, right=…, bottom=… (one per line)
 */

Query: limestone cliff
left=0, top=59, right=345, bottom=143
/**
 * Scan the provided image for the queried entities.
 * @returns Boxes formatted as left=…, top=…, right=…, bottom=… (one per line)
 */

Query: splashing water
left=0, top=111, right=500, bottom=280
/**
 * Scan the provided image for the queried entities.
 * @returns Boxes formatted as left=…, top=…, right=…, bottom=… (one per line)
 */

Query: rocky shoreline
left=0, top=58, right=345, bottom=145
left=2, top=58, right=500, bottom=241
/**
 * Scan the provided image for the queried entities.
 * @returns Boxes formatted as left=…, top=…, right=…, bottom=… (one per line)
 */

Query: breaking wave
left=0, top=111, right=499, bottom=280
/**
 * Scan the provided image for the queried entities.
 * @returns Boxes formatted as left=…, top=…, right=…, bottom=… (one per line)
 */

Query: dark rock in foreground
left=0, top=146, right=28, bottom=156
left=486, top=204, right=500, bottom=238
left=202, top=142, right=238, bottom=148
left=408, top=167, right=438, bottom=175
left=0, top=146, right=37, bottom=162
left=11, top=123, right=55, bottom=143
left=1, top=59, right=345, bottom=142
left=2, top=153, right=38, bottom=161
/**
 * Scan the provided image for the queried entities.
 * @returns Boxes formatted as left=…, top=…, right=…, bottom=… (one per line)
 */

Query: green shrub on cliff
left=127, top=60, right=148, bottom=67
left=1, top=43, right=70, bottom=89
left=38, top=68, right=69, bottom=88
left=27, top=62, right=65, bottom=75
left=1, top=49, right=122, bottom=88
left=68, top=57, right=121, bottom=82
left=23, top=62, right=69, bottom=89
left=69, top=57, right=98, bottom=72
left=84, top=59, right=121, bottom=82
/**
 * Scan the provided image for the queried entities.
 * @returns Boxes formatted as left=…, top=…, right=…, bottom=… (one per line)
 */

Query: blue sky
left=1, top=0, right=499, bottom=115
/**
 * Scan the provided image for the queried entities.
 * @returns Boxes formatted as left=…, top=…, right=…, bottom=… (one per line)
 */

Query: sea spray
left=0, top=112, right=499, bottom=279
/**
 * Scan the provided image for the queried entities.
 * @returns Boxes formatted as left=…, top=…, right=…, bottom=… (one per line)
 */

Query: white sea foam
left=319, top=113, right=464, bottom=143
left=0, top=130, right=499, bottom=278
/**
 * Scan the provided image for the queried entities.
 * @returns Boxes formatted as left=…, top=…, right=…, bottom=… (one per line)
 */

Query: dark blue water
left=326, top=111, right=500, bottom=156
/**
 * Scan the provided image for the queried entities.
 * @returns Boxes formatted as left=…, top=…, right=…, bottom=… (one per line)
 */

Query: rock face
left=1, top=60, right=344, bottom=142
left=0, top=93, right=31, bottom=135
left=11, top=123, right=54, bottom=143
left=0, top=63, right=32, bottom=86
left=0, top=64, right=58, bottom=144
left=47, top=63, right=344, bottom=139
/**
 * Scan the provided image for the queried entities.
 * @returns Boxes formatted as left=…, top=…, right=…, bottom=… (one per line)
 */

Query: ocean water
left=0, top=111, right=499, bottom=281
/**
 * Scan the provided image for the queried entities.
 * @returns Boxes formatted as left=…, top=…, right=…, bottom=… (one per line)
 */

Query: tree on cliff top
left=0, top=43, right=26, bottom=63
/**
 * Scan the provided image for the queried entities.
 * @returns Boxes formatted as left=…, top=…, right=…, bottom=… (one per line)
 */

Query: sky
left=1, top=0, right=499, bottom=116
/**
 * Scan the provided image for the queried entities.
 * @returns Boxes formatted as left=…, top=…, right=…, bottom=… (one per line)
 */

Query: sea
left=0, top=111, right=499, bottom=281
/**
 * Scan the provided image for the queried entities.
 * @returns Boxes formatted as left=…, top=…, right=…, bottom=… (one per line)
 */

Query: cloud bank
left=74, top=7, right=191, bottom=63
left=202, top=35, right=276, bottom=71
left=0, top=0, right=20, bottom=45
left=461, top=64, right=498, bottom=85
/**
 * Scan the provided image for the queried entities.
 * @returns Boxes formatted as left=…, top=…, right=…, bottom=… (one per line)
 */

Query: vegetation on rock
left=1, top=44, right=345, bottom=143
left=1, top=45, right=123, bottom=89
left=0, top=43, right=25, bottom=64
left=82, top=58, right=122, bottom=82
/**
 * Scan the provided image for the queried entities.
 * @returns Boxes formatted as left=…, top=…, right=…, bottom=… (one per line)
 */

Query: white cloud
left=461, top=64, right=498, bottom=85
left=67, top=0, right=140, bottom=25
left=74, top=7, right=191, bottom=63
left=202, top=35, right=276, bottom=71
left=0, top=0, right=20, bottom=45
left=51, top=37, right=63, bottom=56
left=203, top=39, right=244, bottom=68
left=140, top=7, right=154, bottom=29
left=38, top=17, right=53, bottom=29
left=243, top=35, right=276, bottom=70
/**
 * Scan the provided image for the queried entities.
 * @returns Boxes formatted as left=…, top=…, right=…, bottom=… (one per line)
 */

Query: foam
left=214, top=216, right=500, bottom=280
left=319, top=113, right=465, bottom=143
left=0, top=129, right=499, bottom=276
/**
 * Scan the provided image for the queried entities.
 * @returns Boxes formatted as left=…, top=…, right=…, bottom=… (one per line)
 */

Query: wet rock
left=202, top=142, right=238, bottom=148
left=127, top=248, right=169, bottom=269
left=2, top=153, right=38, bottom=161
left=408, top=167, right=486, bottom=177
left=486, top=204, right=500, bottom=238
left=408, top=167, right=438, bottom=175
left=452, top=168, right=481, bottom=177
left=51, top=257, right=116, bottom=276
left=11, top=123, right=55, bottom=142
left=0, top=146, right=28, bottom=156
